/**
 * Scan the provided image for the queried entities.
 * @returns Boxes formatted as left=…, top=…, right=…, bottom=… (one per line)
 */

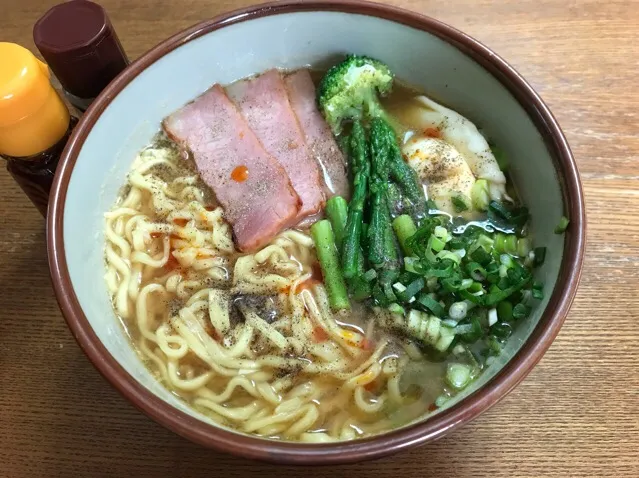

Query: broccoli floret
left=317, top=54, right=394, bottom=133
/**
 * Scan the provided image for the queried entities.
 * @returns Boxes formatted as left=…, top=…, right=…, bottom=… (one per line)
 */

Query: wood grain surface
left=0, top=0, right=635, bottom=476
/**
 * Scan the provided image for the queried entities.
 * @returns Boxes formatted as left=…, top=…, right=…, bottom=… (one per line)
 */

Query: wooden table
left=1, top=0, right=635, bottom=476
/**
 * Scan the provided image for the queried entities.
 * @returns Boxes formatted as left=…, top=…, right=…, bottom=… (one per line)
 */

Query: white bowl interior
left=64, top=11, right=565, bottom=434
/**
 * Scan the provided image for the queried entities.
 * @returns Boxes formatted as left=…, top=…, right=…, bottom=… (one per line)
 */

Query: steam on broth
left=104, top=57, right=548, bottom=442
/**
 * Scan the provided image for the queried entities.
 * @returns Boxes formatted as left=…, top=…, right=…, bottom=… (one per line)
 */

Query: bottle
left=0, top=42, right=78, bottom=217
left=33, top=0, right=129, bottom=113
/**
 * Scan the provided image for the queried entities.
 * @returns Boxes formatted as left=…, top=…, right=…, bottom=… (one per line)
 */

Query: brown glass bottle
left=0, top=42, right=78, bottom=217
left=3, top=116, right=78, bottom=216
left=34, top=0, right=129, bottom=112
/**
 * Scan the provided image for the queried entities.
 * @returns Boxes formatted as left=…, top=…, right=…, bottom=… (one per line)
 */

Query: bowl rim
left=47, top=0, right=586, bottom=465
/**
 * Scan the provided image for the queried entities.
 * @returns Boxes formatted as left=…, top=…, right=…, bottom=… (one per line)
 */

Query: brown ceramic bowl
left=47, top=0, right=585, bottom=465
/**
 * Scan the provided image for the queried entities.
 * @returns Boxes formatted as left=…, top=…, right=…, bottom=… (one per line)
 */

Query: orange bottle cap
left=0, top=43, right=52, bottom=126
left=0, top=42, right=69, bottom=157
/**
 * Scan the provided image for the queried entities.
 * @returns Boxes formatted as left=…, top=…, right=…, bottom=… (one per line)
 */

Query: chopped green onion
left=454, top=323, right=473, bottom=335
left=468, top=281, right=484, bottom=293
left=448, top=237, right=466, bottom=250
left=436, top=250, right=462, bottom=264
left=388, top=303, right=405, bottom=315
left=497, top=301, right=513, bottom=322
left=460, top=316, right=483, bottom=343
left=363, top=268, right=377, bottom=282
left=417, top=293, right=445, bottom=317
left=484, top=274, right=531, bottom=306
left=434, top=226, right=449, bottom=241
left=469, top=234, right=494, bottom=255
left=435, top=326, right=456, bottom=351
left=446, top=363, right=472, bottom=390
left=470, top=247, right=491, bottom=266
left=452, top=195, right=469, bottom=213
left=532, top=281, right=544, bottom=300
left=382, top=281, right=398, bottom=303
left=471, top=179, right=490, bottom=211
left=393, top=282, right=407, bottom=293
left=460, top=278, right=474, bottom=290
left=513, top=303, right=531, bottom=319
left=404, top=256, right=419, bottom=273
left=533, top=247, right=547, bottom=267
left=398, top=278, right=425, bottom=302
left=429, top=235, right=446, bottom=253
left=555, top=215, right=570, bottom=234
left=517, top=237, right=532, bottom=257
left=426, top=276, right=439, bottom=291
left=504, top=235, right=518, bottom=255
left=434, top=394, right=449, bottom=408
left=488, top=201, right=513, bottom=221
left=449, top=301, right=468, bottom=321
left=486, top=335, right=502, bottom=356
left=467, top=262, right=487, bottom=281
left=488, top=308, right=498, bottom=326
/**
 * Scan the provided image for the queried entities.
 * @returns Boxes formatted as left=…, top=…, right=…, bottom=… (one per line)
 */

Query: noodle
left=104, top=139, right=444, bottom=442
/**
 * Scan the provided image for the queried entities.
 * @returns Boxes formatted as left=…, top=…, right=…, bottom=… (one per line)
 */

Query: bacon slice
left=163, top=84, right=300, bottom=252
left=285, top=69, right=349, bottom=199
left=226, top=69, right=325, bottom=219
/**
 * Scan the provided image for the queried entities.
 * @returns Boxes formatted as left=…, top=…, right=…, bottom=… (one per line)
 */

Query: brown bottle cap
left=33, top=0, right=129, bottom=100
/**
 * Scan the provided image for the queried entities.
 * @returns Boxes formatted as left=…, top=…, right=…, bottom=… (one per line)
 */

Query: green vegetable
left=486, top=336, right=502, bottom=356
left=517, top=237, right=532, bottom=257
left=488, top=201, right=529, bottom=229
left=532, top=281, right=544, bottom=300
left=435, top=326, right=456, bottom=351
left=348, top=276, right=372, bottom=301
left=471, top=179, right=490, bottom=211
left=367, top=118, right=396, bottom=268
left=317, top=54, right=394, bottom=133
left=417, top=293, right=445, bottom=317
left=460, top=316, right=483, bottom=344
left=316, top=55, right=550, bottom=386
left=342, top=121, right=370, bottom=279
left=452, top=195, right=470, bottom=213
left=310, top=220, right=350, bottom=311
left=396, top=277, right=425, bottom=302
left=393, top=214, right=417, bottom=255
left=388, top=303, right=405, bottom=315
left=388, top=139, right=427, bottom=222
left=446, top=363, right=472, bottom=390
left=512, top=303, right=531, bottom=320
left=325, top=196, right=348, bottom=250
left=497, top=301, right=513, bottom=322
left=533, top=247, right=547, bottom=267
left=555, top=215, right=570, bottom=234
left=387, top=182, right=404, bottom=217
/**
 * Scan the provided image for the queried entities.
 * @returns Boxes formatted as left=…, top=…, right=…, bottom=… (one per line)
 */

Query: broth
left=104, top=66, right=540, bottom=442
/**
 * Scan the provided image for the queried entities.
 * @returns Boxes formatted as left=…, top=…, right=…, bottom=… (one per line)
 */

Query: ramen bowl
left=47, top=0, right=585, bottom=465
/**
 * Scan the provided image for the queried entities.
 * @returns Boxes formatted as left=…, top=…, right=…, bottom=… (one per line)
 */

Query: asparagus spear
left=325, top=196, right=348, bottom=250
left=387, top=126, right=427, bottom=223
left=310, top=220, right=350, bottom=311
left=342, top=121, right=370, bottom=279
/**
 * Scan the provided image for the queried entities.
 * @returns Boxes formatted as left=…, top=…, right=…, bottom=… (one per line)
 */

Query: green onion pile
left=309, top=54, right=564, bottom=393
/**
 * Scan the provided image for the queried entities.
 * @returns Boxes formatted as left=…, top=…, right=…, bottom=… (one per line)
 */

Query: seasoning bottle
left=33, top=0, right=129, bottom=113
left=0, top=42, right=78, bottom=217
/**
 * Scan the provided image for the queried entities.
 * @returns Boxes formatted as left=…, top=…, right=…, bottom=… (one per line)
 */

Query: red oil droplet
left=231, top=165, right=249, bottom=182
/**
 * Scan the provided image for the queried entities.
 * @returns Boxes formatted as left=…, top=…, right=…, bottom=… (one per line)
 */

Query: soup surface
left=104, top=59, right=547, bottom=442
